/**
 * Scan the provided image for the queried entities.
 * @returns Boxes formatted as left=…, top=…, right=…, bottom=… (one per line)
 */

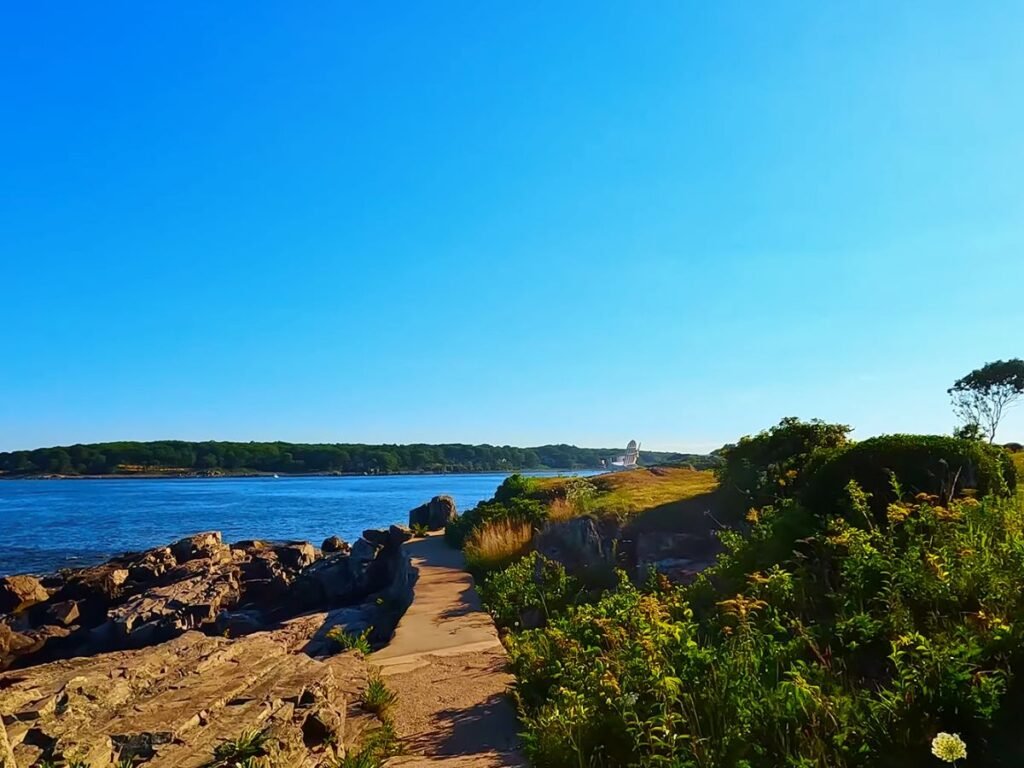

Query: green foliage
left=0, top=440, right=709, bottom=476
left=503, top=491, right=1024, bottom=767
left=949, top=358, right=1024, bottom=443
left=326, top=626, right=373, bottom=654
left=208, top=729, right=269, bottom=767
left=409, top=522, right=430, bottom=537
left=446, top=474, right=546, bottom=547
left=716, top=417, right=852, bottom=517
left=328, top=721, right=400, bottom=768
left=362, top=671, right=398, bottom=717
left=805, top=434, right=1016, bottom=519
left=478, top=551, right=583, bottom=630
left=563, top=476, right=598, bottom=514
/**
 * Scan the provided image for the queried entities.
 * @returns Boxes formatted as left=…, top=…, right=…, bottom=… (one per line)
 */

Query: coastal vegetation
left=0, top=440, right=719, bottom=477
left=455, top=418, right=1023, bottom=767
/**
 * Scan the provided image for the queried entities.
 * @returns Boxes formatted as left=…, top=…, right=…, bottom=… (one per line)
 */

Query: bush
left=463, top=519, right=534, bottom=573
left=446, top=478, right=546, bottom=548
left=805, top=434, right=1016, bottom=518
left=716, top=417, right=851, bottom=517
left=478, top=551, right=583, bottom=630
left=507, top=493, right=1024, bottom=767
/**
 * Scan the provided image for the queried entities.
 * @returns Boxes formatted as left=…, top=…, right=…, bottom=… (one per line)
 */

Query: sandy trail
left=373, top=534, right=526, bottom=767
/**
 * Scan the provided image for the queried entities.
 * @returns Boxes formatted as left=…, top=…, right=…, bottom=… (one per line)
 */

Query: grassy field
left=533, top=466, right=720, bottom=530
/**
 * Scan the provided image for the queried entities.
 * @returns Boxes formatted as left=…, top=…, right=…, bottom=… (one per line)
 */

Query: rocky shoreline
left=0, top=495, right=460, bottom=766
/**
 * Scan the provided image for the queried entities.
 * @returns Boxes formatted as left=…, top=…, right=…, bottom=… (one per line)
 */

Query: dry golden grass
left=464, top=518, right=534, bottom=572
left=546, top=497, right=577, bottom=523
left=528, top=466, right=720, bottom=531
left=587, top=466, right=718, bottom=518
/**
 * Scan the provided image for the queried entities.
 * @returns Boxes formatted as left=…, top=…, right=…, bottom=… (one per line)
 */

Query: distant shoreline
left=0, top=467, right=600, bottom=481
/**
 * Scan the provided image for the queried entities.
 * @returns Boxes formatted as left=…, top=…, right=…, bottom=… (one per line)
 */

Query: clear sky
left=2, top=2, right=1022, bottom=453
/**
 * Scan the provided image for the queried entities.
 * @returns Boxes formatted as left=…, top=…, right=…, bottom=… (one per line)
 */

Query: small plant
left=410, top=522, right=430, bottom=537
left=362, top=670, right=398, bottom=716
left=209, top=728, right=269, bottom=767
left=329, top=720, right=400, bottom=768
left=326, top=625, right=373, bottom=654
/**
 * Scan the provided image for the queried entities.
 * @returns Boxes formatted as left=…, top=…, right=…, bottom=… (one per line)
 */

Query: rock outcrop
left=0, top=528, right=412, bottom=671
left=409, top=495, right=458, bottom=531
left=0, top=526, right=420, bottom=766
left=0, top=618, right=378, bottom=767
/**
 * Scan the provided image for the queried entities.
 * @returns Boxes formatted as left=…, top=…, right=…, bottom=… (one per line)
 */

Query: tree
left=948, top=359, right=1024, bottom=443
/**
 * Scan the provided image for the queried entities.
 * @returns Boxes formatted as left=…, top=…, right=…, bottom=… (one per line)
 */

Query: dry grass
left=528, top=467, right=721, bottom=532
left=587, top=466, right=718, bottom=519
left=546, top=497, right=577, bottom=523
left=464, top=518, right=534, bottom=572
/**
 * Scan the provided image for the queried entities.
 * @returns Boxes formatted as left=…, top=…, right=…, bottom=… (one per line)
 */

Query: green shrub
left=446, top=495, right=546, bottom=548
left=804, top=434, right=1016, bottom=518
left=506, top=492, right=1024, bottom=767
left=478, top=551, right=583, bottom=630
left=716, top=417, right=851, bottom=517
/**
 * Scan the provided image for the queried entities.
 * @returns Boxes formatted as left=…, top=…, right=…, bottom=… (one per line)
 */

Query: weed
left=208, top=728, right=269, bottom=767
left=328, top=720, right=400, bottom=768
left=326, top=626, right=373, bottom=654
left=362, top=671, right=398, bottom=716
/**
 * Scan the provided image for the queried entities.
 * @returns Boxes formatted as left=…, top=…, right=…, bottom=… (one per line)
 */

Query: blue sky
left=2, top=2, right=1022, bottom=453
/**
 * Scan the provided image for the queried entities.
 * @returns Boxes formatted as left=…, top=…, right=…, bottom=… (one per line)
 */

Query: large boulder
left=274, top=541, right=318, bottom=570
left=127, top=546, right=177, bottom=583
left=107, top=560, right=241, bottom=647
left=536, top=516, right=614, bottom=577
left=170, top=531, right=227, bottom=563
left=408, top=495, right=458, bottom=531
left=0, top=575, right=49, bottom=614
left=633, top=531, right=718, bottom=585
left=321, top=536, right=349, bottom=554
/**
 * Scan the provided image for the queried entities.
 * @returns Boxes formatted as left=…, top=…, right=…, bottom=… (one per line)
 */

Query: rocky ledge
left=0, top=523, right=426, bottom=766
left=0, top=526, right=416, bottom=672
left=0, top=497, right=471, bottom=767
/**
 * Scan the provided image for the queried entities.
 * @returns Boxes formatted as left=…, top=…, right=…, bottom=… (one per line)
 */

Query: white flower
left=931, top=732, right=967, bottom=763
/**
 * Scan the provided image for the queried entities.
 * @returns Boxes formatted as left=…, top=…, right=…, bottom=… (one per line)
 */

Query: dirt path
left=373, top=535, right=526, bottom=768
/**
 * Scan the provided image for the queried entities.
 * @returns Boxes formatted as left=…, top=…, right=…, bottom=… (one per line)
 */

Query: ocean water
left=0, top=472, right=588, bottom=576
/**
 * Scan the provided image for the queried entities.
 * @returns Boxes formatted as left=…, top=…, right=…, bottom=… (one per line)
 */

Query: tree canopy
left=949, top=358, right=1024, bottom=442
left=0, top=440, right=717, bottom=477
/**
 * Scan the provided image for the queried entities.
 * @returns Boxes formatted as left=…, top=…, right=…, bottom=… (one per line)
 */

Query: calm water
left=0, top=472, right=587, bottom=576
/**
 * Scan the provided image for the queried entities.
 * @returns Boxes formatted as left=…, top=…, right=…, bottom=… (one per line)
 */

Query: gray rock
left=408, top=495, right=458, bottom=531
left=108, top=561, right=241, bottom=646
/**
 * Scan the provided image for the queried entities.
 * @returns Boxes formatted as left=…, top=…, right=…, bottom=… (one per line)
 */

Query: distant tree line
left=0, top=440, right=717, bottom=477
